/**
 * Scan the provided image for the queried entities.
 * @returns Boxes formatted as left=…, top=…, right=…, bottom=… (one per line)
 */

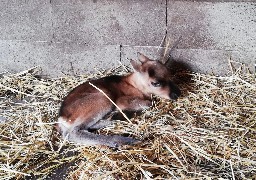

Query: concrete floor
left=0, top=0, right=255, bottom=77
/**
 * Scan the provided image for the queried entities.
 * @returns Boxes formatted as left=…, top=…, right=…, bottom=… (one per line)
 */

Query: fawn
left=57, top=53, right=181, bottom=148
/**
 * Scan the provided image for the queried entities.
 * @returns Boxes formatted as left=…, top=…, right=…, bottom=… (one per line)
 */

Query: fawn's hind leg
left=68, top=126, right=139, bottom=147
left=88, top=119, right=113, bottom=130
left=88, top=110, right=119, bottom=130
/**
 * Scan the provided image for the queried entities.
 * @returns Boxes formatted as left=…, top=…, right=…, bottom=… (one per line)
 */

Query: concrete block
left=0, top=40, right=49, bottom=74
left=170, top=49, right=232, bottom=75
left=0, top=0, right=52, bottom=41
left=171, top=49, right=255, bottom=75
left=172, top=0, right=256, bottom=2
left=167, top=1, right=256, bottom=51
left=121, top=45, right=165, bottom=65
left=121, top=46, right=255, bottom=76
left=229, top=50, right=255, bottom=72
left=52, top=0, right=166, bottom=46
left=50, top=43, right=120, bottom=76
left=0, top=40, right=120, bottom=77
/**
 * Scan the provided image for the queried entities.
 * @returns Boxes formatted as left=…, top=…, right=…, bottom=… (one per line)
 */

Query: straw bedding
left=0, top=64, right=255, bottom=179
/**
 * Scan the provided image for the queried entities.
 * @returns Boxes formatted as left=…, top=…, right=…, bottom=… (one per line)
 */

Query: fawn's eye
left=151, top=81, right=161, bottom=87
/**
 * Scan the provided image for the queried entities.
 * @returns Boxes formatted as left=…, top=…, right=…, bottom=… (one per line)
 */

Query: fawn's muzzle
left=169, top=82, right=181, bottom=100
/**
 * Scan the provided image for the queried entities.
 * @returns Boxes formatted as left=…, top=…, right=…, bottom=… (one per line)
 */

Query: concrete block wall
left=0, top=0, right=255, bottom=77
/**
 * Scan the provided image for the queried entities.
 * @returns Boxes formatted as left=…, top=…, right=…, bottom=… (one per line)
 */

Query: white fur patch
left=58, top=117, right=70, bottom=129
left=58, top=116, right=85, bottom=134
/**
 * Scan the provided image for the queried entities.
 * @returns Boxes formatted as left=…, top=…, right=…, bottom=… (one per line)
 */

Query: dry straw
left=0, top=59, right=255, bottom=179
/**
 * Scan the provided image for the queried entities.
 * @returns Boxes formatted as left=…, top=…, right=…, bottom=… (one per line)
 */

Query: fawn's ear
left=130, top=59, right=142, bottom=72
left=137, top=52, right=150, bottom=63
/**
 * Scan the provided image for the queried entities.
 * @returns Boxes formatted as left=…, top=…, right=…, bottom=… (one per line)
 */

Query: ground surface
left=0, top=65, right=255, bottom=179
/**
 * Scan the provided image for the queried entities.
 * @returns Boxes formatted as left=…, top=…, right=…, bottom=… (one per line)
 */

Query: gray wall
left=0, top=0, right=255, bottom=77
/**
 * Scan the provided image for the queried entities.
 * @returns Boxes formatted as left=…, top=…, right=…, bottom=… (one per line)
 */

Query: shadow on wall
left=158, top=36, right=193, bottom=74
left=158, top=41, right=194, bottom=99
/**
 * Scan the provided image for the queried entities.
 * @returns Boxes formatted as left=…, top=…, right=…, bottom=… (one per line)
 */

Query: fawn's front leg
left=116, top=96, right=152, bottom=111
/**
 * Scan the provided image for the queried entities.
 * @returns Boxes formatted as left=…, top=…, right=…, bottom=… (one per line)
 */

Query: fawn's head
left=130, top=53, right=181, bottom=100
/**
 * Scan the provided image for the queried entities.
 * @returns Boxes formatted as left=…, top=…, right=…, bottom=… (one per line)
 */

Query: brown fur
left=57, top=53, right=181, bottom=148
